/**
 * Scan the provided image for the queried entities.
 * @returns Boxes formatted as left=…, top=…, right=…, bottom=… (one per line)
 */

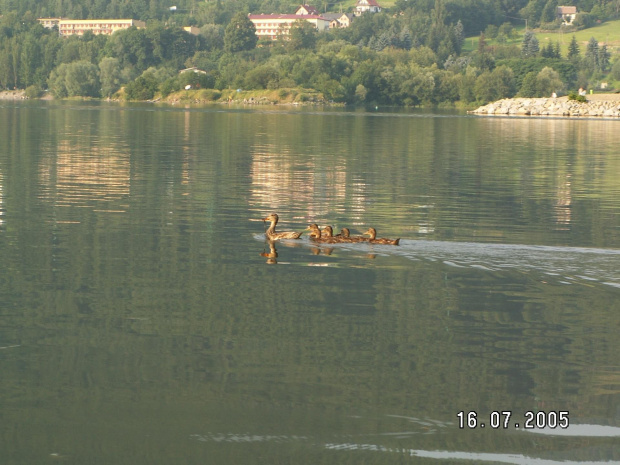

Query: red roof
left=357, top=0, right=381, bottom=6
left=297, top=4, right=320, bottom=15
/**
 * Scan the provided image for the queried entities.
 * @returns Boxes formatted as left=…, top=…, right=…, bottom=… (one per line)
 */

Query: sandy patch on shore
left=0, top=90, right=26, bottom=99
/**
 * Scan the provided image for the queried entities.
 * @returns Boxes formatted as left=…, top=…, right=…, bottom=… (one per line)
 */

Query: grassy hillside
left=463, top=19, right=620, bottom=57
left=539, top=19, right=620, bottom=54
left=332, top=0, right=397, bottom=12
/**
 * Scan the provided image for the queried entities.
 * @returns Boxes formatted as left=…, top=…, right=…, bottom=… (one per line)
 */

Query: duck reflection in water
left=311, top=246, right=334, bottom=255
left=260, top=240, right=278, bottom=264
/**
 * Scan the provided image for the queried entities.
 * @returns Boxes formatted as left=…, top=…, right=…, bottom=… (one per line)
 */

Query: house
left=57, top=19, right=146, bottom=36
left=321, top=13, right=354, bottom=28
left=179, top=67, right=207, bottom=75
left=38, top=17, right=62, bottom=28
left=295, top=5, right=320, bottom=15
left=248, top=13, right=329, bottom=40
left=557, top=6, right=577, bottom=25
left=354, top=0, right=382, bottom=16
left=183, top=26, right=200, bottom=35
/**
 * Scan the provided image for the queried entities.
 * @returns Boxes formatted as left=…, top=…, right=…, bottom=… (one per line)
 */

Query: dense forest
left=1, top=0, right=619, bottom=105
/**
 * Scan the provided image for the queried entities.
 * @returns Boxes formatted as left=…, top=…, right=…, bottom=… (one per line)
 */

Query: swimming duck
left=363, top=227, right=400, bottom=245
left=330, top=227, right=364, bottom=243
left=306, top=224, right=337, bottom=243
left=263, top=213, right=303, bottom=240
left=306, top=223, right=322, bottom=239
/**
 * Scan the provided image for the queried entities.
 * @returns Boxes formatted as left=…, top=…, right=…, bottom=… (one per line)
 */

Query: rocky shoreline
left=470, top=95, right=620, bottom=117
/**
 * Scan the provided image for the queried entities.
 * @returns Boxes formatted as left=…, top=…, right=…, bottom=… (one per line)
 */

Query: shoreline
left=470, top=94, right=620, bottom=117
left=0, top=90, right=26, bottom=100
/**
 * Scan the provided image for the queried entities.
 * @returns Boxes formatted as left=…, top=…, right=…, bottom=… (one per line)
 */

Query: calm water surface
left=0, top=101, right=619, bottom=464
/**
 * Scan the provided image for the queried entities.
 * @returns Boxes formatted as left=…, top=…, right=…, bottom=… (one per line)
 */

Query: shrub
left=568, top=91, right=586, bottom=102
left=196, top=89, right=221, bottom=101
left=125, top=73, right=158, bottom=100
left=24, top=85, right=42, bottom=99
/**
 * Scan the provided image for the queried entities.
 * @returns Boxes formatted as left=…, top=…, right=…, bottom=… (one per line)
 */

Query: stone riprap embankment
left=470, top=96, right=620, bottom=117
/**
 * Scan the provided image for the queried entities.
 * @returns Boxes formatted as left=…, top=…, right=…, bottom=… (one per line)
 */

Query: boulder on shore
left=470, top=96, right=620, bottom=118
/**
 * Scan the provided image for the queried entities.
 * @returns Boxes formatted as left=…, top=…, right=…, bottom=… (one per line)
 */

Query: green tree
left=49, top=63, right=70, bottom=98
left=474, top=65, right=515, bottom=102
left=354, top=83, right=367, bottom=102
left=243, top=65, right=278, bottom=89
left=535, top=66, right=562, bottom=96
left=124, top=72, right=158, bottom=100
left=584, top=37, right=599, bottom=70
left=567, top=35, right=580, bottom=61
left=49, top=60, right=100, bottom=98
left=224, top=12, right=257, bottom=53
left=540, top=0, right=558, bottom=23
left=199, top=24, right=224, bottom=51
left=65, top=60, right=100, bottom=97
left=597, top=44, right=610, bottom=71
left=484, top=24, right=498, bottom=39
left=288, top=20, right=317, bottom=52
left=99, top=57, right=122, bottom=98
left=522, top=30, right=539, bottom=57
left=520, top=0, right=546, bottom=27
left=497, top=22, right=514, bottom=39
left=518, top=71, right=538, bottom=97
left=20, top=33, right=42, bottom=87
left=0, top=46, right=14, bottom=89
left=611, top=59, right=620, bottom=81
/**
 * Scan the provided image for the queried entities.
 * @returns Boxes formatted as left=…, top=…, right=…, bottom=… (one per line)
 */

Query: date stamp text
left=457, top=411, right=569, bottom=429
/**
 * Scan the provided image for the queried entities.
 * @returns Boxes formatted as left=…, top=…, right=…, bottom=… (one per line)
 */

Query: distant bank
left=470, top=94, right=620, bottom=117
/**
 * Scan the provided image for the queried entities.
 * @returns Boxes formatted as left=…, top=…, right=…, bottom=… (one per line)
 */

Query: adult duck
left=263, top=213, right=303, bottom=240
left=363, top=227, right=400, bottom=245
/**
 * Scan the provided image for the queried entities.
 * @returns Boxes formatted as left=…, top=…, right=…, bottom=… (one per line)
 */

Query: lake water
left=0, top=101, right=619, bottom=464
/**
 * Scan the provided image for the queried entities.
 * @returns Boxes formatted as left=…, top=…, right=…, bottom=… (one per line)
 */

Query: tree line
left=0, top=0, right=619, bottom=105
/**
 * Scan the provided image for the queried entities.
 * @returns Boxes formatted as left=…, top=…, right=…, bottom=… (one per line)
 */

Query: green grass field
left=326, top=0, right=397, bottom=13
left=538, top=19, right=620, bottom=53
left=463, top=19, right=620, bottom=57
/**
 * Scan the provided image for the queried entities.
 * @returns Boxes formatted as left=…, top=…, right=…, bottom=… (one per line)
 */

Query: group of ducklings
left=262, top=213, right=400, bottom=246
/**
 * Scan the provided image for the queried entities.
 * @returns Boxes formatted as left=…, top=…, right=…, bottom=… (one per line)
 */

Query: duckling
left=306, top=223, right=322, bottom=239
left=331, top=227, right=363, bottom=243
left=263, top=213, right=303, bottom=240
left=321, top=225, right=334, bottom=238
left=306, top=224, right=337, bottom=243
left=363, top=227, right=400, bottom=245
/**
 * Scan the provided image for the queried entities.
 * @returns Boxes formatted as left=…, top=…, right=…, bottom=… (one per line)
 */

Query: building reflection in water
left=249, top=143, right=368, bottom=224
left=554, top=172, right=572, bottom=229
left=38, top=141, right=131, bottom=212
left=0, top=167, right=4, bottom=229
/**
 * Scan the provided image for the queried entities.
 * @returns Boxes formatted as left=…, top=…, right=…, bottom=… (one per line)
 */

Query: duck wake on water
left=256, top=214, right=619, bottom=288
